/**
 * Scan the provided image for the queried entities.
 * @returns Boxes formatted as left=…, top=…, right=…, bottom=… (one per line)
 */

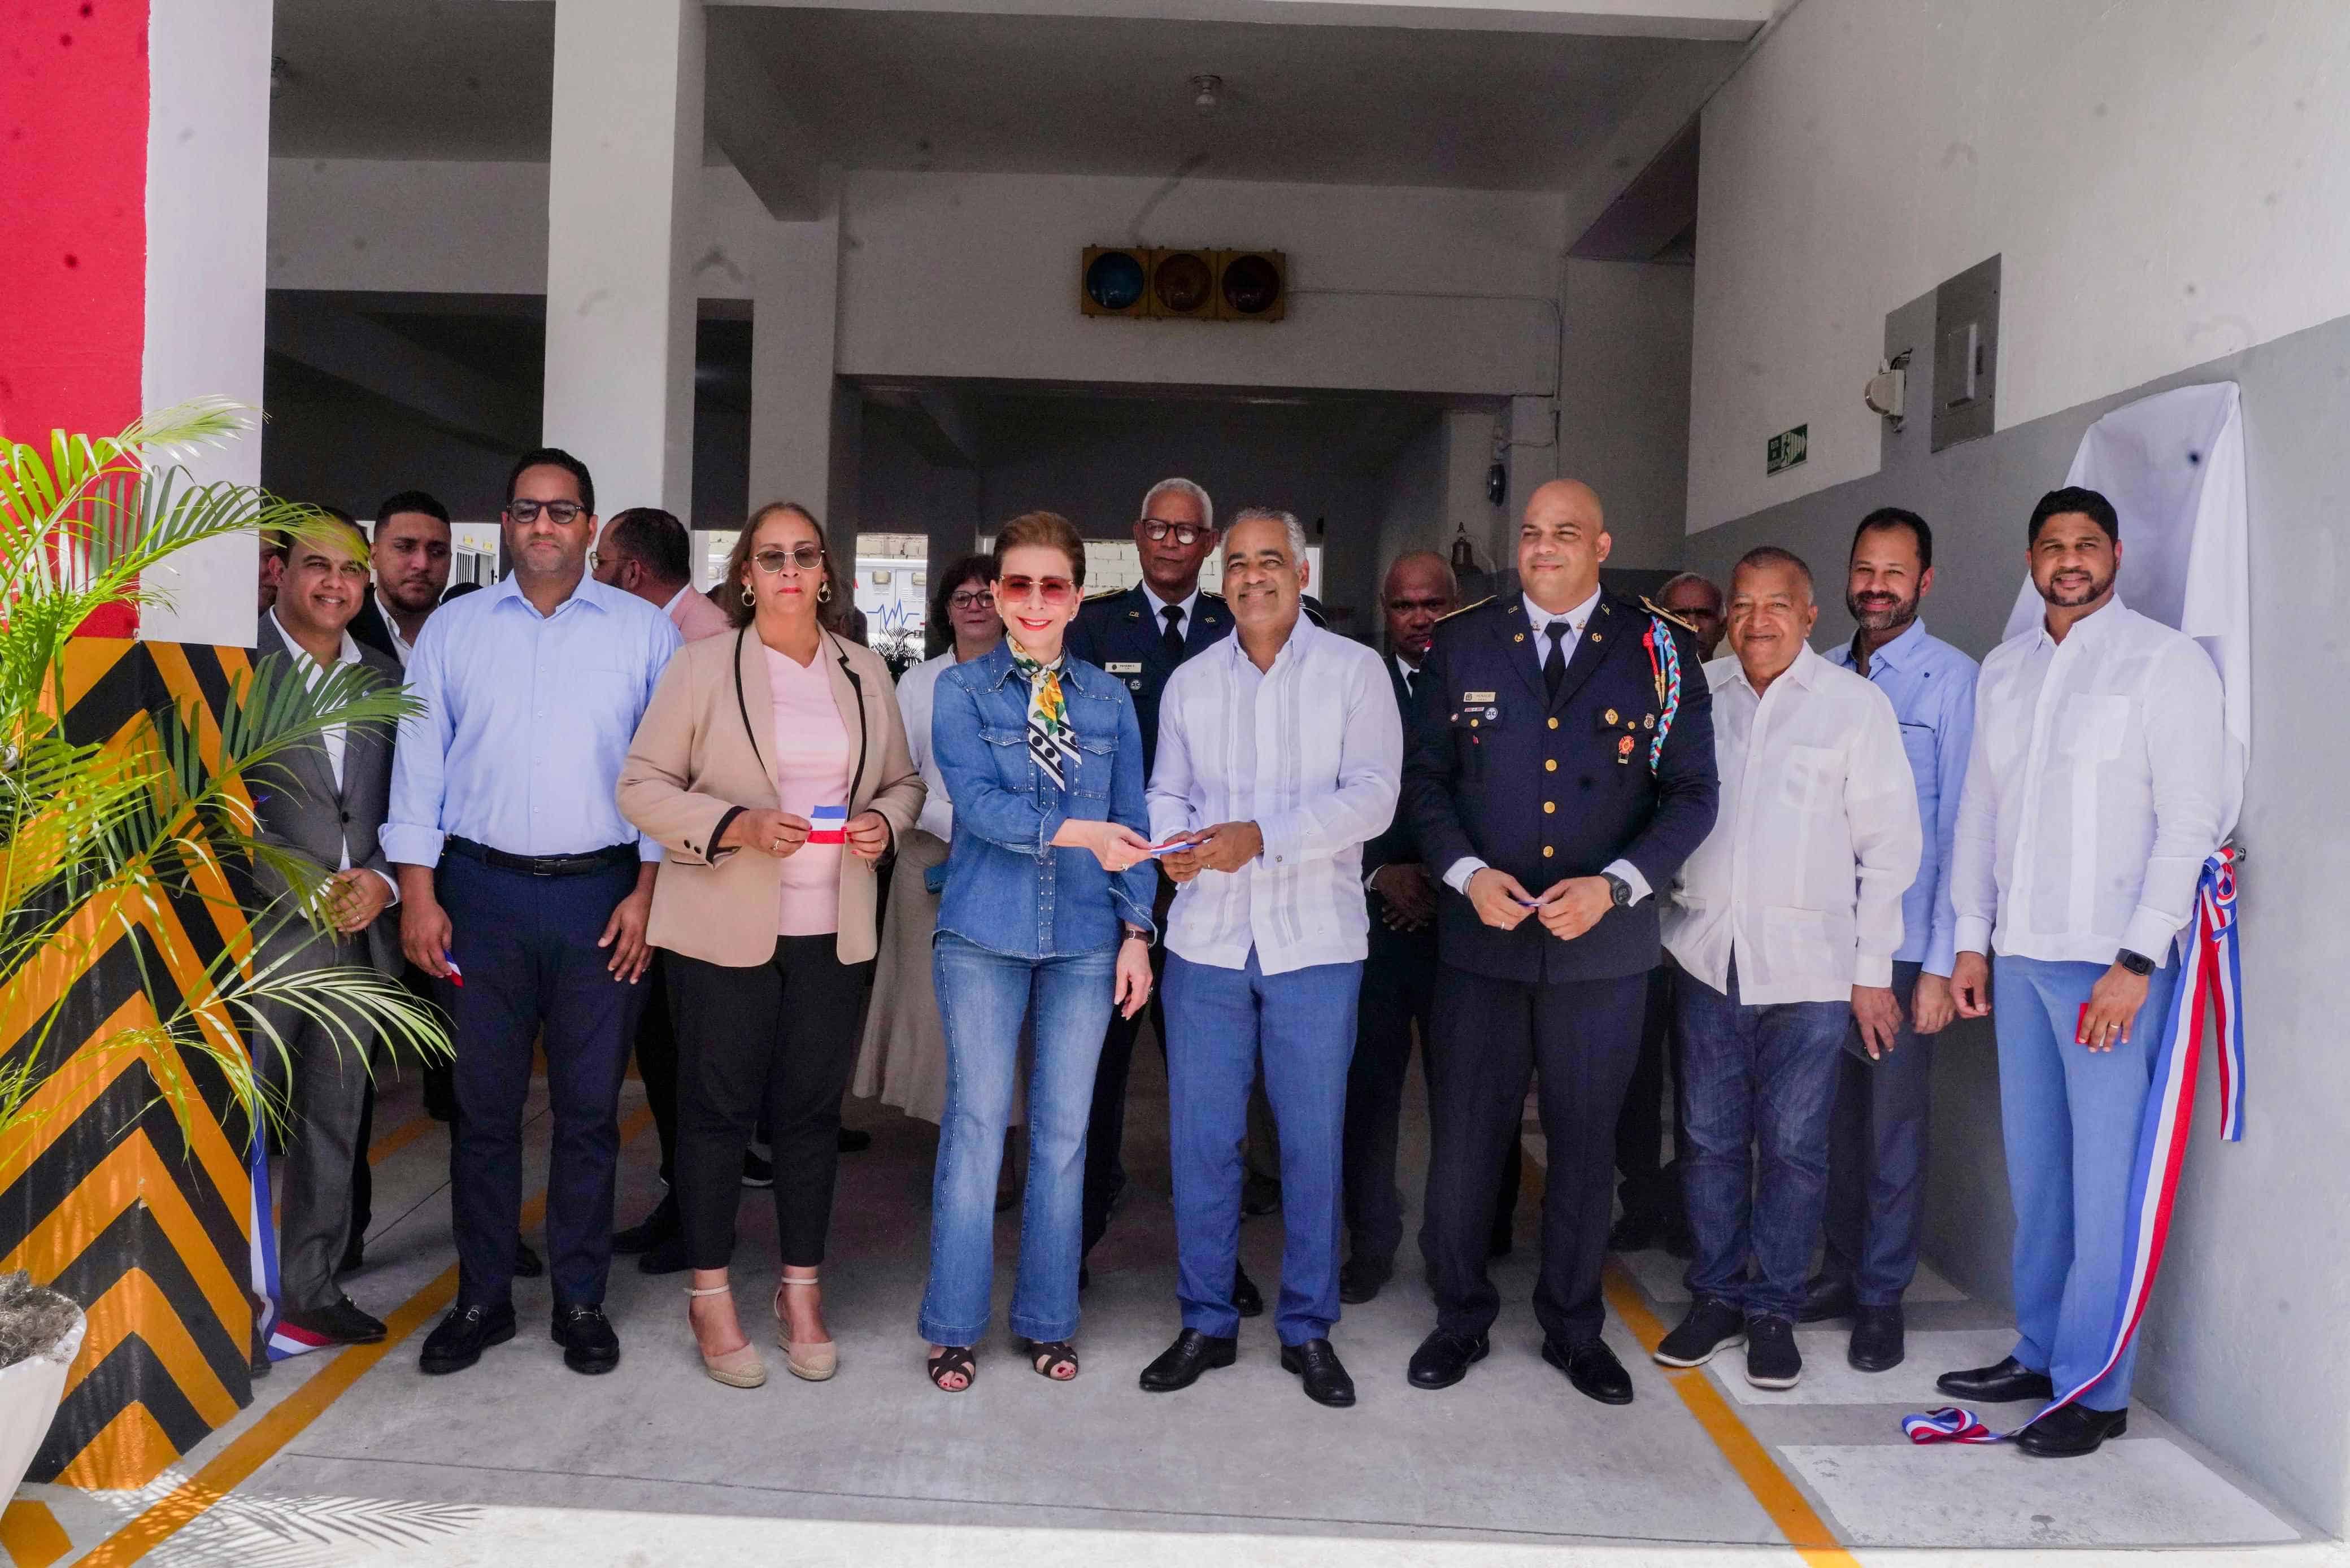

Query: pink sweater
left=764, top=646, right=851, bottom=936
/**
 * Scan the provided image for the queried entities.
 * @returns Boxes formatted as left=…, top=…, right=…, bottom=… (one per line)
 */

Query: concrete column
left=140, top=0, right=272, bottom=647
left=748, top=177, right=847, bottom=526
left=543, top=0, right=704, bottom=519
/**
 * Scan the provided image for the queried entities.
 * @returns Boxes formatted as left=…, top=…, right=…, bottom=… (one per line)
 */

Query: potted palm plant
left=0, top=399, right=450, bottom=1500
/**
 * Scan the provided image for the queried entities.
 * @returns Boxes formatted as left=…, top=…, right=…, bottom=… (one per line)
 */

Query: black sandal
left=1020, top=1338, right=1079, bottom=1382
left=928, top=1345, right=976, bottom=1393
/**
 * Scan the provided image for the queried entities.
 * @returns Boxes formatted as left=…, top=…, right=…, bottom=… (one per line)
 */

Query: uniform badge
left=1106, top=661, right=1143, bottom=674
left=1616, top=734, right=1637, bottom=764
left=1604, top=708, right=1619, bottom=725
left=1644, top=713, right=1656, bottom=730
left=1463, top=691, right=1496, bottom=703
left=1484, top=706, right=1499, bottom=720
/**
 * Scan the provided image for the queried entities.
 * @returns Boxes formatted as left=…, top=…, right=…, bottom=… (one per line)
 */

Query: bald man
left=1400, top=479, right=1717, bottom=1405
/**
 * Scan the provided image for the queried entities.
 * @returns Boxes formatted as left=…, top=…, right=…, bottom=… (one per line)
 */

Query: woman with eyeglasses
left=920, top=512, right=1158, bottom=1391
left=618, top=501, right=924, bottom=1389
left=852, top=555, right=1011, bottom=1128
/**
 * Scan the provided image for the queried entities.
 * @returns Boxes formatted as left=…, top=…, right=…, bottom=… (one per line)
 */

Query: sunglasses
left=507, top=499, right=586, bottom=525
left=752, top=545, right=826, bottom=573
left=997, top=575, right=1077, bottom=607
left=948, top=589, right=996, bottom=611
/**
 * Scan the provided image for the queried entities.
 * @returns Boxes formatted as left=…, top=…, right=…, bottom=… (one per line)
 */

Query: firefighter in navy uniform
left=1065, top=477, right=1269, bottom=1308
left=1400, top=478, right=1718, bottom=1406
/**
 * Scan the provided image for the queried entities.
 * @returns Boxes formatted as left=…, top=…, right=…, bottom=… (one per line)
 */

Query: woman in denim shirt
left=920, top=512, right=1158, bottom=1391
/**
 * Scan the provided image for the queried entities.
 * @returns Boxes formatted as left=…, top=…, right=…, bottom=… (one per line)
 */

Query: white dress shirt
left=1142, top=582, right=1201, bottom=645
left=898, top=650, right=958, bottom=841
left=270, top=608, right=399, bottom=901
left=374, top=591, right=416, bottom=667
left=1663, top=644, right=1920, bottom=1004
left=1439, top=587, right=1652, bottom=903
left=1147, top=617, right=1402, bottom=975
left=1952, top=596, right=2225, bottom=965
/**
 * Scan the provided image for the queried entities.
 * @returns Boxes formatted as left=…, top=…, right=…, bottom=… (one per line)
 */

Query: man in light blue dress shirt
left=1803, top=507, right=1977, bottom=1373
left=384, top=448, right=682, bottom=1379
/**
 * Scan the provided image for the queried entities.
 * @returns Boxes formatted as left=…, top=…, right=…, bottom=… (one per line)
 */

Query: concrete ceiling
left=270, top=0, right=1739, bottom=193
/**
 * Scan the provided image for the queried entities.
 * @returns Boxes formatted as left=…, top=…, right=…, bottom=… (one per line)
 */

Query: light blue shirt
left=1826, top=618, right=1977, bottom=976
left=382, top=573, right=682, bottom=868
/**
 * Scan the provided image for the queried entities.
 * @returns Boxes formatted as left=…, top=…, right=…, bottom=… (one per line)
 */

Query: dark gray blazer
left=251, top=612, right=404, bottom=976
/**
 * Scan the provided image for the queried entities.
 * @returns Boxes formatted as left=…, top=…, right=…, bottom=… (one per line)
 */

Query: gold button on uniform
left=1543, top=802, right=1556, bottom=814
left=1547, top=717, right=1559, bottom=730
left=1544, top=759, right=1557, bottom=772
left=1542, top=846, right=1555, bottom=858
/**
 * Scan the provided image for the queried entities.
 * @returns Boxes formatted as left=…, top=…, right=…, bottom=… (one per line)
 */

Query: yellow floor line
left=72, top=1107, right=653, bottom=1568
left=1, top=1498, right=71, bottom=1568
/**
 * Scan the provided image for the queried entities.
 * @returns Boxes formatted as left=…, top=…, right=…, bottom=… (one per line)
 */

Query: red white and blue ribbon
left=1642, top=615, right=1683, bottom=772
left=1905, top=846, right=2245, bottom=1445
left=807, top=804, right=849, bottom=845
left=246, top=1122, right=334, bottom=1361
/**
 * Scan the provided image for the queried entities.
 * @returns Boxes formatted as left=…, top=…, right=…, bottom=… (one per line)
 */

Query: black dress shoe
left=1338, top=1258, right=1391, bottom=1305
left=612, top=1194, right=678, bottom=1256
left=1407, top=1330, right=1489, bottom=1390
left=741, top=1149, right=776, bottom=1188
left=1281, top=1339, right=1357, bottom=1408
left=1545, top=1337, right=1635, bottom=1405
left=1241, top=1173, right=1282, bottom=1217
left=1936, top=1355, right=2055, bottom=1404
left=420, top=1301, right=516, bottom=1375
left=1233, top=1264, right=1265, bottom=1318
left=514, top=1240, right=545, bottom=1278
left=551, top=1303, right=620, bottom=1375
left=838, top=1127, right=872, bottom=1153
left=1847, top=1304, right=1904, bottom=1372
left=1139, top=1329, right=1237, bottom=1392
left=637, top=1231, right=689, bottom=1277
left=2016, top=1402, right=2127, bottom=1458
left=1798, top=1273, right=1856, bottom=1324
left=280, top=1295, right=388, bottom=1347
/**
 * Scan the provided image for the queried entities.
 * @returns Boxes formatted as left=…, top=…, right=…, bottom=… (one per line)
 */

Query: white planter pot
left=0, top=1309, right=84, bottom=1502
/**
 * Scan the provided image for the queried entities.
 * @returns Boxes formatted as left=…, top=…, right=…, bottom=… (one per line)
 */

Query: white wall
left=1687, top=0, right=2350, bottom=532
left=1558, top=258, right=1691, bottom=568
left=837, top=169, right=1565, bottom=398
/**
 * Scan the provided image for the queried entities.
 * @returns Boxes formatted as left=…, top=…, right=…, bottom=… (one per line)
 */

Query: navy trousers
left=1821, top=960, right=1935, bottom=1306
left=439, top=853, right=646, bottom=1311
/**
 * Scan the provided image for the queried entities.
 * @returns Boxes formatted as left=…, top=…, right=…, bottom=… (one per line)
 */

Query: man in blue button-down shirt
left=1803, top=507, right=1976, bottom=1373
left=385, top=448, right=682, bottom=1379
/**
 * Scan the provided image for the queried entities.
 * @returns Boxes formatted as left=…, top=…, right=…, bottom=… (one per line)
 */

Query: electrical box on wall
left=1079, top=247, right=1286, bottom=322
left=1931, top=254, right=2000, bottom=452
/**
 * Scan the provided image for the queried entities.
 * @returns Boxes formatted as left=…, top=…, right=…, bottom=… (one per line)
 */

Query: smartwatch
left=1601, top=872, right=1633, bottom=909
left=2115, top=948, right=2155, bottom=976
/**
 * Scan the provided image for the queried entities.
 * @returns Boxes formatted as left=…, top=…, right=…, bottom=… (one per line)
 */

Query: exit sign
left=1767, top=424, right=1808, bottom=475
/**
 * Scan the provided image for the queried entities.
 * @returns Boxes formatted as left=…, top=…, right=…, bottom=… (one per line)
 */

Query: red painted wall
left=2, top=0, right=150, bottom=635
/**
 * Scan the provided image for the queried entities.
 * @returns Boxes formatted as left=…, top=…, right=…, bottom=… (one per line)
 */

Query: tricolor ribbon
left=1905, top=846, right=2245, bottom=1445
left=807, top=804, right=849, bottom=845
left=1641, top=615, right=1683, bottom=772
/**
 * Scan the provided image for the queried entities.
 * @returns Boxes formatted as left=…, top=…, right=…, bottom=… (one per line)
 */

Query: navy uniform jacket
left=1403, top=591, right=1717, bottom=985
left=1067, top=585, right=1231, bottom=777
left=1364, top=653, right=1439, bottom=969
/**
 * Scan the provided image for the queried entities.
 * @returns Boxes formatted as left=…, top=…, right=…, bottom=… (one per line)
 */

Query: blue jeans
left=1995, top=953, right=2181, bottom=1411
left=1164, top=949, right=1360, bottom=1344
left=1822, top=960, right=1935, bottom=1306
left=1677, top=962, right=1851, bottom=1321
left=919, top=931, right=1115, bottom=1346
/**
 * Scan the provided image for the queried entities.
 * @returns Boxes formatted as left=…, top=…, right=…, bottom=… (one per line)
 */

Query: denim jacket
left=933, top=640, right=1158, bottom=960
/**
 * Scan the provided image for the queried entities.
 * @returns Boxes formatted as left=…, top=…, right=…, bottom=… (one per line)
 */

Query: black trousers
left=634, top=952, right=680, bottom=1187
left=1082, top=938, right=1168, bottom=1258
left=1421, top=963, right=1648, bottom=1344
left=1342, top=920, right=1438, bottom=1269
left=1613, top=961, right=1691, bottom=1229
left=668, top=936, right=871, bottom=1269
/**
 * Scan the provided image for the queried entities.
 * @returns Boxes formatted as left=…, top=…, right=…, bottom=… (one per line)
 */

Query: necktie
left=1402, top=666, right=1416, bottom=702
left=1160, top=604, right=1185, bottom=661
left=1543, top=621, right=1570, bottom=698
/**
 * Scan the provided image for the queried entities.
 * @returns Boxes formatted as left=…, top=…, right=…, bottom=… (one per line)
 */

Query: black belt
left=446, top=836, right=637, bottom=878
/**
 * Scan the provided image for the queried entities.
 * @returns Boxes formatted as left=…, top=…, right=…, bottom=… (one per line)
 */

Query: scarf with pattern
left=1010, top=646, right=1081, bottom=791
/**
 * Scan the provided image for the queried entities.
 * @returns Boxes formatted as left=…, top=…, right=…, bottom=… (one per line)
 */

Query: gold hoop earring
left=819, top=580, right=832, bottom=603
left=741, top=586, right=755, bottom=607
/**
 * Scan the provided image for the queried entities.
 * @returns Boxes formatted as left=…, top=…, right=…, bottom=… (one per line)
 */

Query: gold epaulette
left=1082, top=587, right=1126, bottom=602
left=1199, top=589, right=1226, bottom=601
left=1642, top=598, right=1697, bottom=635
left=1434, top=595, right=1492, bottom=624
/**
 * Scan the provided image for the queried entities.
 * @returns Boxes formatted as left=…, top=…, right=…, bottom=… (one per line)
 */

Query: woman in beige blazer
left=617, top=502, right=923, bottom=1390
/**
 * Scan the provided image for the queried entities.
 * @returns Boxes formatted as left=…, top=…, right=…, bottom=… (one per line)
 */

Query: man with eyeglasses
left=1068, top=478, right=1264, bottom=1305
left=385, top=447, right=683, bottom=1380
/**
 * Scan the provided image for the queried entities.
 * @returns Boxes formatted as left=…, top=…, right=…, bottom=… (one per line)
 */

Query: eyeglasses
left=948, top=589, right=995, bottom=611
left=1141, top=519, right=1210, bottom=546
left=752, top=545, right=826, bottom=574
left=507, top=499, right=585, bottom=525
left=997, top=575, right=1077, bottom=607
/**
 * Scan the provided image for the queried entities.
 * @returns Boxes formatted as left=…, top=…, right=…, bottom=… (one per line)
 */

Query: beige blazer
left=617, top=627, right=925, bottom=967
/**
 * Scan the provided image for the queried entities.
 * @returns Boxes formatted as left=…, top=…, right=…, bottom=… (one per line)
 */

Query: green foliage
left=0, top=400, right=451, bottom=1162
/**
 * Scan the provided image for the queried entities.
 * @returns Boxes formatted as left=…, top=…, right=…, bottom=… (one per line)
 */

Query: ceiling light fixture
left=1190, top=74, right=1223, bottom=116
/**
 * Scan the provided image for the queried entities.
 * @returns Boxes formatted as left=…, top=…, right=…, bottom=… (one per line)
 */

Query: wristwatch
left=2115, top=948, right=2155, bottom=976
left=1121, top=922, right=1152, bottom=946
left=1601, top=872, right=1633, bottom=909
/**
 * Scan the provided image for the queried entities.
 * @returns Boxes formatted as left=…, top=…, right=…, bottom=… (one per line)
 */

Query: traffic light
left=1080, top=247, right=1148, bottom=317
left=1078, top=247, right=1286, bottom=323
left=1148, top=249, right=1216, bottom=319
left=1215, top=250, right=1286, bottom=321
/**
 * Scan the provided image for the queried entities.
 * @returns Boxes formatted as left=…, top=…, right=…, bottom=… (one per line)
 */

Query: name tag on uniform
left=1461, top=690, right=1496, bottom=703
left=1106, top=661, right=1143, bottom=674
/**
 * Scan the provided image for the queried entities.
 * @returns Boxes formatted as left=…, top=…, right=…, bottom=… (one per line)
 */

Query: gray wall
left=1682, top=307, right=2350, bottom=1531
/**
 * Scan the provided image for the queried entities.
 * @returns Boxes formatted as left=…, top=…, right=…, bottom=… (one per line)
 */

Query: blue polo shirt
left=1826, top=619, right=1977, bottom=977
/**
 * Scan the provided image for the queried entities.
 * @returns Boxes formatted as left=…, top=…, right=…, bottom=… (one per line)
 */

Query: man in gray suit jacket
left=251, top=521, right=406, bottom=1349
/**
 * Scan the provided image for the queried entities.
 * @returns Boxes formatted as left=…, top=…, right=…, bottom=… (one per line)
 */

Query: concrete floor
left=13, top=1038, right=2333, bottom=1566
